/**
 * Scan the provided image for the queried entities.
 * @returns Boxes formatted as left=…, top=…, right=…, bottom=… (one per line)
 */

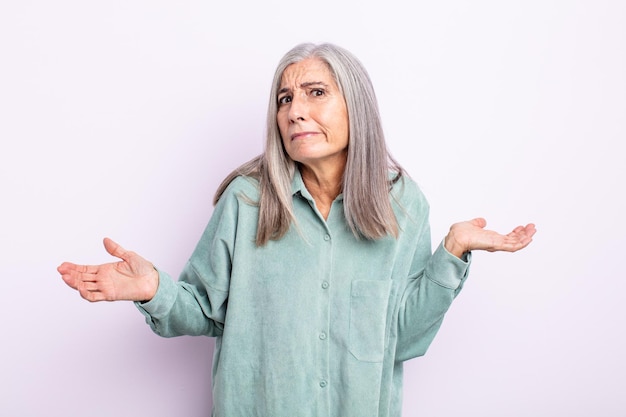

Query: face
left=276, top=58, right=349, bottom=172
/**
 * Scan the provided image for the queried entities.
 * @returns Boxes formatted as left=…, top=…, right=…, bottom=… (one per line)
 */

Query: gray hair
left=215, top=43, right=405, bottom=245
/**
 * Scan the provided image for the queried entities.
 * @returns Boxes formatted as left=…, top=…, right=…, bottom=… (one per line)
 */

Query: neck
left=299, top=160, right=345, bottom=219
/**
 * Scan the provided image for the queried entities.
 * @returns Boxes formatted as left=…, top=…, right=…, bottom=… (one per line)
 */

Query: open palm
left=444, top=218, right=536, bottom=258
left=58, top=238, right=158, bottom=302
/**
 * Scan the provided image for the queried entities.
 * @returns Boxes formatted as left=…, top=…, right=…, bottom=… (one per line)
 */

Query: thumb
left=103, top=237, right=128, bottom=260
left=469, top=217, right=487, bottom=229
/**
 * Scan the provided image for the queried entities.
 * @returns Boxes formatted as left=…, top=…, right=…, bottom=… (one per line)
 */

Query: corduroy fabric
left=136, top=170, right=470, bottom=417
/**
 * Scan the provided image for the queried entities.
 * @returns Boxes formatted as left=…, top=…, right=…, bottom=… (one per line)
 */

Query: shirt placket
left=317, top=225, right=333, bottom=417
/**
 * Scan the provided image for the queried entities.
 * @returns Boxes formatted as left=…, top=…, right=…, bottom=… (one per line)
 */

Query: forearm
left=135, top=268, right=226, bottom=338
left=395, top=241, right=471, bottom=360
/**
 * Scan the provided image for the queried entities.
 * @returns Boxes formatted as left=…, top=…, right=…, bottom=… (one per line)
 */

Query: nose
left=288, top=93, right=308, bottom=123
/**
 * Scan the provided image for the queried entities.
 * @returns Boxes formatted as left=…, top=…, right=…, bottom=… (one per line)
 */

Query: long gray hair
left=214, top=43, right=405, bottom=246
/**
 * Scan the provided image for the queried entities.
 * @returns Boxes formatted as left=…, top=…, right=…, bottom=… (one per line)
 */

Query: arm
left=395, top=218, right=471, bottom=361
left=135, top=228, right=231, bottom=337
left=134, top=184, right=243, bottom=337
left=58, top=235, right=229, bottom=337
left=58, top=181, right=245, bottom=338
left=394, top=215, right=535, bottom=361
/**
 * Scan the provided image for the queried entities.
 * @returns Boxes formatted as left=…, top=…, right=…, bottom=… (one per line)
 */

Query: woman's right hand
left=58, top=238, right=159, bottom=303
left=444, top=218, right=536, bottom=258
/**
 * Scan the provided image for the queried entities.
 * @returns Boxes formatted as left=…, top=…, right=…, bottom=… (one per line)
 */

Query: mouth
left=291, top=131, right=319, bottom=141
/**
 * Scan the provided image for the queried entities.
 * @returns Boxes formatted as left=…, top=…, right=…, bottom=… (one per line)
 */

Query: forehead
left=279, top=58, right=337, bottom=88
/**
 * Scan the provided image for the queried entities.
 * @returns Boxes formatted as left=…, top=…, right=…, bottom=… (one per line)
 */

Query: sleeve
left=394, top=195, right=471, bottom=361
left=134, top=184, right=241, bottom=338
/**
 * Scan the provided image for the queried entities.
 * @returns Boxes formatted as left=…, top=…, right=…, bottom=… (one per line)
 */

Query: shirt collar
left=291, top=168, right=312, bottom=200
left=291, top=167, right=344, bottom=202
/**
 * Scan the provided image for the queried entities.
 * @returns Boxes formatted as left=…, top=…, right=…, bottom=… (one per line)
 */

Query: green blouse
left=137, top=170, right=471, bottom=417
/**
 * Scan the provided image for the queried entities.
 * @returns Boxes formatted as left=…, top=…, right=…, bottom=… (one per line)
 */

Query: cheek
left=276, top=121, right=292, bottom=155
left=276, top=120, right=287, bottom=145
left=276, top=116, right=288, bottom=142
left=280, top=135, right=290, bottom=154
left=327, top=98, right=348, bottom=133
left=340, top=116, right=349, bottom=139
left=333, top=109, right=350, bottom=145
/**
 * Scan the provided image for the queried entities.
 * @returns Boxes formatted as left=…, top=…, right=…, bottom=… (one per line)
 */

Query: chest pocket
left=349, top=280, right=392, bottom=363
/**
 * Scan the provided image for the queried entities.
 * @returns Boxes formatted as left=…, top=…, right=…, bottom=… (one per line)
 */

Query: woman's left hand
left=444, top=218, right=536, bottom=258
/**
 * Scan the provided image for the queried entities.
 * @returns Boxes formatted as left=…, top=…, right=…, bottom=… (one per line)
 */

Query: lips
left=291, top=131, right=319, bottom=141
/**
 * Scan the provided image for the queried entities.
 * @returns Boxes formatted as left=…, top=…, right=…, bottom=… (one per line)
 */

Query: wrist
left=444, top=232, right=467, bottom=259
left=139, top=267, right=159, bottom=303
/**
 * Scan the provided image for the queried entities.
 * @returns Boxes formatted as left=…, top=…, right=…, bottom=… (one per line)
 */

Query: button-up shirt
left=137, top=170, right=471, bottom=417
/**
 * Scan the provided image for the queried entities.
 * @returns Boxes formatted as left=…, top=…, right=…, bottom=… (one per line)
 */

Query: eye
left=311, top=88, right=325, bottom=97
left=278, top=95, right=292, bottom=105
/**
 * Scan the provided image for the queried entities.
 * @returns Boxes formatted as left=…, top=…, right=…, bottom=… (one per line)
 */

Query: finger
left=60, top=273, right=85, bottom=291
left=525, top=223, right=537, bottom=237
left=469, top=217, right=487, bottom=228
left=61, top=266, right=99, bottom=281
left=506, top=234, right=533, bottom=251
left=510, top=225, right=525, bottom=235
left=58, top=262, right=94, bottom=274
left=61, top=263, right=102, bottom=275
left=81, top=282, right=101, bottom=292
left=57, top=262, right=74, bottom=274
left=78, top=286, right=106, bottom=302
left=103, top=237, right=128, bottom=261
left=60, top=271, right=79, bottom=289
left=74, top=277, right=106, bottom=299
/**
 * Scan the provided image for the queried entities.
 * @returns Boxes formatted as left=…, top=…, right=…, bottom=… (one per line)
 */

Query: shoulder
left=217, top=175, right=261, bottom=206
left=390, top=173, right=429, bottom=210
left=204, top=175, right=260, bottom=239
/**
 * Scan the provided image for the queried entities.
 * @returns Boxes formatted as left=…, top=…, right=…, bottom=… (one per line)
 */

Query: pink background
left=1, top=1, right=624, bottom=416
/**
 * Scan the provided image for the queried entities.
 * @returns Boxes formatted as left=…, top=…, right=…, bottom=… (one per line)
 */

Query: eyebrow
left=278, top=81, right=330, bottom=95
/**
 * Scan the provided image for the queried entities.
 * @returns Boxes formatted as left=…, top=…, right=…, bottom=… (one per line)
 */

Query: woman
left=58, top=43, right=535, bottom=417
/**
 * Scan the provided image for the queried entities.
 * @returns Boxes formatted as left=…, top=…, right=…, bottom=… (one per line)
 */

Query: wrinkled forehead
left=279, top=58, right=338, bottom=90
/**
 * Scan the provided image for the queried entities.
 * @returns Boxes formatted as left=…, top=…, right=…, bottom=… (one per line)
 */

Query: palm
left=445, top=218, right=536, bottom=258
left=58, top=238, right=158, bottom=302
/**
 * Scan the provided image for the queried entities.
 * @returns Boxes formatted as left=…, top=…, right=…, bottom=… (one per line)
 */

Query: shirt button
left=319, top=380, right=328, bottom=388
left=324, top=234, right=330, bottom=241
left=321, top=281, right=329, bottom=289
left=319, top=332, right=327, bottom=340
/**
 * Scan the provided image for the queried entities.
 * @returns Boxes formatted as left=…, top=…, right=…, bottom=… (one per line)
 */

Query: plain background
left=1, top=0, right=624, bottom=416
